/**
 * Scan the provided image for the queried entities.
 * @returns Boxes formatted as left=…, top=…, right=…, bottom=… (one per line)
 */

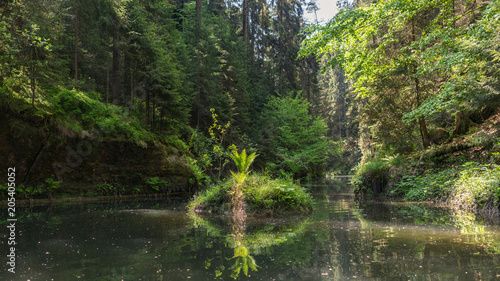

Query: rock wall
left=0, top=108, right=195, bottom=195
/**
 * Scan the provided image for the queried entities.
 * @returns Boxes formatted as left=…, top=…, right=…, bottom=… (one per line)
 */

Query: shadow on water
left=2, top=178, right=500, bottom=280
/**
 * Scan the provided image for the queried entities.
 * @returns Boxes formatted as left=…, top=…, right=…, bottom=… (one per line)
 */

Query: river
left=2, top=178, right=500, bottom=280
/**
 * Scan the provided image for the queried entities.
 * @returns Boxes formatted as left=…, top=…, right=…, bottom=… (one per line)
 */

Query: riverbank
left=0, top=191, right=192, bottom=207
left=353, top=112, right=500, bottom=214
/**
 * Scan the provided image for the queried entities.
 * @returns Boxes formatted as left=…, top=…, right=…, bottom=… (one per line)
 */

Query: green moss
left=188, top=174, right=314, bottom=215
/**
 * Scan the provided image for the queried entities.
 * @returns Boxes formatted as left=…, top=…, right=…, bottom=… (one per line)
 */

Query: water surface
left=2, top=179, right=500, bottom=280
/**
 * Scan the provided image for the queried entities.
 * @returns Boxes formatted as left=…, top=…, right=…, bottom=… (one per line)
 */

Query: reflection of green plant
left=230, top=246, right=258, bottom=279
left=188, top=212, right=309, bottom=279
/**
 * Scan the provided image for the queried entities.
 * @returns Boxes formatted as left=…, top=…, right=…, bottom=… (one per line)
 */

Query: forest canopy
left=301, top=0, right=500, bottom=155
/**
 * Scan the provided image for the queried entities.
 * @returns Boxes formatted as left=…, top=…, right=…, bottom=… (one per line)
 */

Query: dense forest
left=1, top=0, right=500, bottom=209
left=0, top=0, right=335, bottom=188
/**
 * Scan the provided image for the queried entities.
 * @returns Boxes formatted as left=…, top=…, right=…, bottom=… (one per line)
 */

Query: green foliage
left=0, top=177, right=62, bottom=200
left=188, top=174, right=314, bottom=214
left=450, top=162, right=500, bottom=211
left=45, top=176, right=62, bottom=192
left=300, top=0, right=500, bottom=156
left=230, top=149, right=258, bottom=184
left=352, top=159, right=390, bottom=196
left=51, top=88, right=155, bottom=144
left=144, top=177, right=168, bottom=192
left=189, top=108, right=238, bottom=180
left=466, top=132, right=496, bottom=148
left=393, top=168, right=456, bottom=201
left=188, top=183, right=232, bottom=213
left=392, top=162, right=500, bottom=211
left=96, top=183, right=126, bottom=196
left=261, top=94, right=330, bottom=178
left=187, top=157, right=210, bottom=187
left=244, top=174, right=314, bottom=214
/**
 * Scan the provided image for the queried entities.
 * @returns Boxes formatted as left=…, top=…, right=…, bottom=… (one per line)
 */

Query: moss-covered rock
left=0, top=107, right=195, bottom=198
left=429, top=127, right=449, bottom=145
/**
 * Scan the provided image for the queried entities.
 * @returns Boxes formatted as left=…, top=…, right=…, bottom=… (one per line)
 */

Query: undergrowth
left=1, top=86, right=189, bottom=150
left=390, top=162, right=500, bottom=212
left=188, top=173, right=314, bottom=215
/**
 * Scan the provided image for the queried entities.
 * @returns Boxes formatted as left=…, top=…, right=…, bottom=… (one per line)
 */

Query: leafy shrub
left=393, top=169, right=456, bottom=201
left=352, top=159, right=390, bottom=196
left=466, top=132, right=496, bottom=148
left=45, top=176, right=62, bottom=191
left=243, top=174, right=313, bottom=214
left=144, top=177, right=168, bottom=192
left=392, top=162, right=500, bottom=211
left=96, top=183, right=126, bottom=196
left=449, top=162, right=500, bottom=211
left=188, top=183, right=232, bottom=213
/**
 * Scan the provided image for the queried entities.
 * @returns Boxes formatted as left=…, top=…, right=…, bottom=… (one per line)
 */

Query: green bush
left=96, top=183, right=126, bottom=196
left=391, top=162, right=500, bottom=211
left=352, top=159, right=390, bottom=196
left=144, top=177, right=168, bottom=192
left=188, top=173, right=313, bottom=214
left=449, top=162, right=500, bottom=211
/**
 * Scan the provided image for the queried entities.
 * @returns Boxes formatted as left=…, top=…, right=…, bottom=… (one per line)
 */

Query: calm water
left=2, top=179, right=500, bottom=280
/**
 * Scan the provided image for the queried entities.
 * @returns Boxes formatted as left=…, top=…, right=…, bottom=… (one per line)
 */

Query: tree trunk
left=112, top=24, right=121, bottom=105
left=106, top=54, right=109, bottom=107
left=452, top=111, right=470, bottom=136
left=196, top=0, right=202, bottom=127
left=30, top=55, right=36, bottom=107
left=145, top=91, right=150, bottom=126
left=243, top=0, right=249, bottom=45
left=411, top=19, right=430, bottom=149
left=130, top=63, right=134, bottom=106
left=418, top=116, right=431, bottom=148
left=152, top=95, right=156, bottom=131
left=278, top=0, right=284, bottom=95
left=74, top=0, right=78, bottom=88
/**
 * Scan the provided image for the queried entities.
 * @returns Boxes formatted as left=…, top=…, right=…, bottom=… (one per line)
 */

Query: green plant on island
left=229, top=149, right=258, bottom=215
left=188, top=172, right=313, bottom=215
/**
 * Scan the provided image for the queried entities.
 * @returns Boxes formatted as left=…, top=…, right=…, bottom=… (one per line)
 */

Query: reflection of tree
left=228, top=213, right=258, bottom=279
left=189, top=212, right=309, bottom=279
left=229, top=245, right=258, bottom=279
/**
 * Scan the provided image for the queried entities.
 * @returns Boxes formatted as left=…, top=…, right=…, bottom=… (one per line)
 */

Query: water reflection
left=1, top=180, right=500, bottom=280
